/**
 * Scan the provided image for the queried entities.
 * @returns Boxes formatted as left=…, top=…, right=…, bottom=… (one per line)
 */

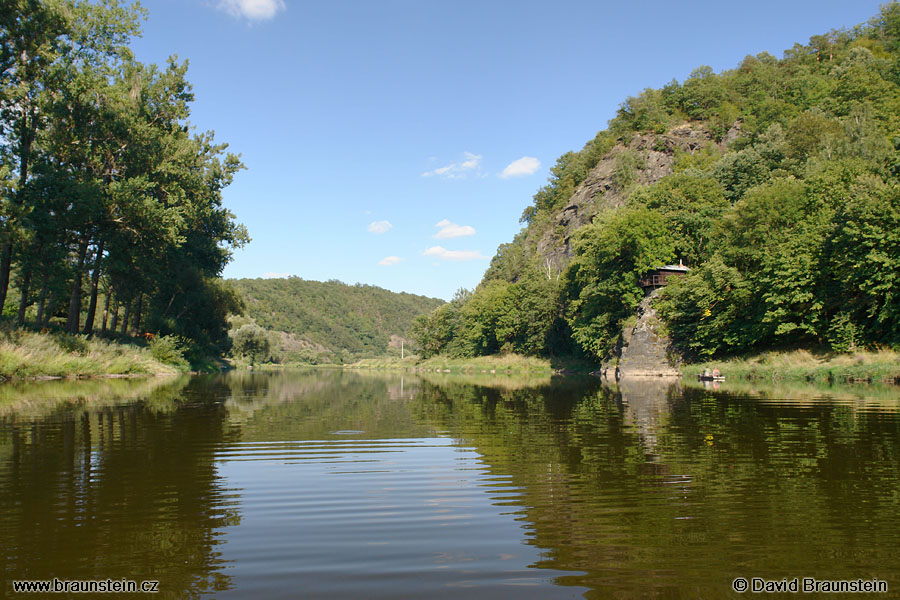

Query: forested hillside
left=414, top=4, right=900, bottom=363
left=230, top=278, right=444, bottom=363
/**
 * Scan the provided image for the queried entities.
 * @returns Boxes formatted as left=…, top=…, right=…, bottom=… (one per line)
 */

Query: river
left=1, top=370, right=898, bottom=598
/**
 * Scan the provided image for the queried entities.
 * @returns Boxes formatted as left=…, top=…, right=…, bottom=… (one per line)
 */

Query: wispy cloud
left=262, top=272, right=291, bottom=279
left=500, top=156, right=540, bottom=178
left=217, top=0, right=285, bottom=21
left=378, top=256, right=403, bottom=266
left=422, top=152, right=482, bottom=179
left=368, top=220, right=393, bottom=234
left=422, top=246, right=486, bottom=261
left=433, top=219, right=475, bottom=239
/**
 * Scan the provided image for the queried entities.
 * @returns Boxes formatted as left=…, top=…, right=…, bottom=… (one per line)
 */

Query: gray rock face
left=532, top=122, right=741, bottom=273
left=616, top=290, right=680, bottom=378
left=534, top=124, right=725, bottom=268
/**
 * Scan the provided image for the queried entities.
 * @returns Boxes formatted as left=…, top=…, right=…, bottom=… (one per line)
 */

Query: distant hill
left=229, top=277, right=445, bottom=362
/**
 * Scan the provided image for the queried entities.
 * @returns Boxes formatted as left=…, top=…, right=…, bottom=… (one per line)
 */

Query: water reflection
left=609, top=377, right=681, bottom=456
left=1, top=371, right=899, bottom=599
left=412, top=375, right=900, bottom=598
left=0, top=376, right=240, bottom=599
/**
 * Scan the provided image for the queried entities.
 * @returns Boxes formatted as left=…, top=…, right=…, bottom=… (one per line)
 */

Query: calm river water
left=1, top=370, right=899, bottom=598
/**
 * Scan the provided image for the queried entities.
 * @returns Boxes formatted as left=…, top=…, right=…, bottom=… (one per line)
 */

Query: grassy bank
left=0, top=327, right=183, bottom=381
left=346, top=354, right=564, bottom=374
left=681, top=348, right=900, bottom=384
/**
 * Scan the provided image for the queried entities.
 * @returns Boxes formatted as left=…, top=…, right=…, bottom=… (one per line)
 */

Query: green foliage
left=149, top=335, right=190, bottom=370
left=565, top=208, right=675, bottom=360
left=824, top=176, right=900, bottom=345
left=54, top=332, right=89, bottom=355
left=629, top=172, right=728, bottom=264
left=657, top=257, right=756, bottom=358
left=612, top=88, right=670, bottom=135
left=0, top=0, right=247, bottom=357
left=826, top=313, right=860, bottom=354
left=231, top=324, right=271, bottom=365
left=611, top=149, right=645, bottom=190
left=232, top=277, right=445, bottom=360
left=712, top=147, right=771, bottom=202
left=412, top=288, right=473, bottom=359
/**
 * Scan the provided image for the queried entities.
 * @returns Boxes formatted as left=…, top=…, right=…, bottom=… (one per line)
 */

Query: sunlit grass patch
left=682, top=348, right=900, bottom=383
left=0, top=326, right=180, bottom=381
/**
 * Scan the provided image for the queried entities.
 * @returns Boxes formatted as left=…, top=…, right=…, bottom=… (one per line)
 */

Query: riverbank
left=0, top=327, right=183, bottom=381
left=681, top=348, right=900, bottom=384
left=344, top=353, right=597, bottom=375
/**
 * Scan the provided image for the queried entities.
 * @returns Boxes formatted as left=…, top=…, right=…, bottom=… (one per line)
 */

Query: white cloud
left=433, top=219, right=475, bottom=239
left=378, top=256, right=403, bottom=266
left=500, top=156, right=541, bottom=178
left=217, top=0, right=284, bottom=21
left=422, top=152, right=483, bottom=179
left=422, top=246, right=486, bottom=261
left=368, top=220, right=393, bottom=234
left=261, top=272, right=291, bottom=279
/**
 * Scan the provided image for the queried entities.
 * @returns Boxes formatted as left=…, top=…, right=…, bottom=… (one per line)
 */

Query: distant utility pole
left=401, top=340, right=404, bottom=359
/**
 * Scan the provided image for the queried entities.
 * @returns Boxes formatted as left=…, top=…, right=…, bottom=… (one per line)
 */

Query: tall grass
left=412, top=354, right=553, bottom=374
left=0, top=326, right=180, bottom=381
left=682, top=348, right=900, bottom=383
left=345, top=353, right=595, bottom=375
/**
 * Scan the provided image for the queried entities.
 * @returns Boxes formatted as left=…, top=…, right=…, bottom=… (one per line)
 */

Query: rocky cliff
left=532, top=122, right=738, bottom=271
left=610, top=289, right=680, bottom=378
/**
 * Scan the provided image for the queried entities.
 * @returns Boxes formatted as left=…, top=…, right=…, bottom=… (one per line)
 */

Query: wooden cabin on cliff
left=638, top=261, right=689, bottom=290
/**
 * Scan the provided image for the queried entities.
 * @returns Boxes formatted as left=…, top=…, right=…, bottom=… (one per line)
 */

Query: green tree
left=824, top=175, right=900, bottom=345
left=565, top=207, right=675, bottom=360
left=231, top=323, right=271, bottom=365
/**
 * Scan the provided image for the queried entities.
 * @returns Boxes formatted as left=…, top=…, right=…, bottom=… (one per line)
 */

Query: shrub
left=149, top=335, right=191, bottom=370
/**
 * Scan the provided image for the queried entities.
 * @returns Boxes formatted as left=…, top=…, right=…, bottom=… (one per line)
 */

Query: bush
left=826, top=313, right=860, bottom=354
left=149, top=335, right=191, bottom=370
left=54, top=333, right=90, bottom=355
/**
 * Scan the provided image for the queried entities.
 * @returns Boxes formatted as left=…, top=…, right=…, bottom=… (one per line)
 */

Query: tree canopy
left=0, top=0, right=248, bottom=357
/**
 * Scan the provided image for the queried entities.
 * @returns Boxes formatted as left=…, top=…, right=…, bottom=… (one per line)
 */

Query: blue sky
left=132, top=0, right=882, bottom=301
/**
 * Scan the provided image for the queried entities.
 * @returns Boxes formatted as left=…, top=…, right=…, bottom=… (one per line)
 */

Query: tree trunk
left=131, top=294, right=143, bottom=335
left=83, top=240, right=105, bottom=334
left=109, top=295, right=120, bottom=333
left=16, top=266, right=31, bottom=326
left=0, top=107, right=36, bottom=318
left=35, top=275, right=49, bottom=327
left=101, top=289, right=111, bottom=334
left=66, top=238, right=90, bottom=333
left=0, top=242, right=11, bottom=316
left=41, top=290, right=56, bottom=328
left=120, top=299, right=131, bottom=335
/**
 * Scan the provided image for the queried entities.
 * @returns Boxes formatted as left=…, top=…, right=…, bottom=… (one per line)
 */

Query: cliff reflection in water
left=412, top=374, right=900, bottom=599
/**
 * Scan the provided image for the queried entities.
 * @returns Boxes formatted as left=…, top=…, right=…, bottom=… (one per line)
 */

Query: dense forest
left=0, top=1, right=247, bottom=357
left=228, top=277, right=444, bottom=364
left=414, top=4, right=900, bottom=364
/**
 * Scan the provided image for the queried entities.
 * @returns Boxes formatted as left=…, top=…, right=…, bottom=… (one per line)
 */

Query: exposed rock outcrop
left=615, top=290, right=680, bottom=378
left=534, top=122, right=739, bottom=270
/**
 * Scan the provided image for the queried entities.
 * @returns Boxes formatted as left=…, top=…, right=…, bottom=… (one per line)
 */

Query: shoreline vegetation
left=1, top=325, right=897, bottom=389
left=1, top=313, right=897, bottom=392
left=0, top=325, right=188, bottom=382
left=351, top=349, right=900, bottom=385
left=681, top=348, right=900, bottom=384
left=345, top=354, right=558, bottom=375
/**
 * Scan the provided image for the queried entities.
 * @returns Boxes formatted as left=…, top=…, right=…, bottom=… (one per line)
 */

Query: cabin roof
left=656, top=264, right=690, bottom=273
